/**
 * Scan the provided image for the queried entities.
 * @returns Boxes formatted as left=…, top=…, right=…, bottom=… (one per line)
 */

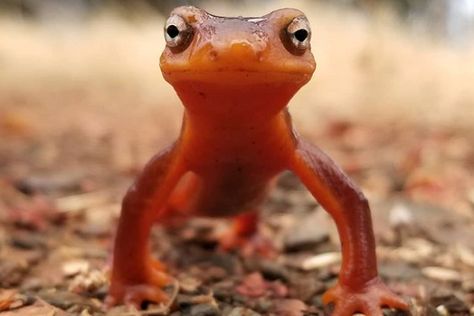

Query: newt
left=107, top=6, right=409, bottom=316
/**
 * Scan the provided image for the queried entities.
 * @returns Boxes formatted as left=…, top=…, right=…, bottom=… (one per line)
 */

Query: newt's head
left=160, top=6, right=316, bottom=117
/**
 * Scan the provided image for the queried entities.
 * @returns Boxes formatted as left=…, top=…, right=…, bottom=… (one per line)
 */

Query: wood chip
left=301, top=252, right=341, bottom=271
left=68, top=269, right=107, bottom=294
left=468, top=189, right=474, bottom=205
left=0, top=290, right=17, bottom=312
left=456, top=244, right=474, bottom=267
left=80, top=310, right=93, bottom=316
left=55, top=191, right=111, bottom=213
left=0, top=299, right=68, bottom=316
left=422, top=267, right=462, bottom=282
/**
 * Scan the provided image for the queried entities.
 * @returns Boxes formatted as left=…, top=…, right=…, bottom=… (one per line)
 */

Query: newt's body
left=107, top=6, right=408, bottom=316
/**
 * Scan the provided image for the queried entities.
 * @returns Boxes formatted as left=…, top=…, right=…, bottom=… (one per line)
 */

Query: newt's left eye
left=283, top=16, right=311, bottom=55
left=164, top=15, right=193, bottom=51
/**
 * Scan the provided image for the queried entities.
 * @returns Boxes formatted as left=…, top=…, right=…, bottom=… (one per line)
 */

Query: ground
left=0, top=115, right=473, bottom=316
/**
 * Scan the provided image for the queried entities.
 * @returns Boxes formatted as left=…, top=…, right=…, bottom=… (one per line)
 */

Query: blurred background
left=0, top=1, right=473, bottom=314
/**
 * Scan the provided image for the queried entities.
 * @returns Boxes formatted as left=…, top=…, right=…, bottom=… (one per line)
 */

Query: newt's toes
left=149, top=268, right=173, bottom=286
left=150, top=259, right=168, bottom=272
left=123, top=285, right=169, bottom=309
left=106, top=283, right=170, bottom=309
left=380, top=291, right=410, bottom=311
left=107, top=259, right=174, bottom=309
left=323, top=277, right=408, bottom=316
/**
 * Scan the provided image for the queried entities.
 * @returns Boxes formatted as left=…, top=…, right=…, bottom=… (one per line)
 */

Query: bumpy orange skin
left=107, top=6, right=408, bottom=315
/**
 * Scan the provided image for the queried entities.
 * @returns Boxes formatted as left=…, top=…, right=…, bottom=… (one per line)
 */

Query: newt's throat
left=170, top=79, right=305, bottom=121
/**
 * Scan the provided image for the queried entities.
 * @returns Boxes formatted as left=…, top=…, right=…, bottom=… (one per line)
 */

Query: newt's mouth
left=160, top=56, right=315, bottom=85
left=161, top=69, right=314, bottom=85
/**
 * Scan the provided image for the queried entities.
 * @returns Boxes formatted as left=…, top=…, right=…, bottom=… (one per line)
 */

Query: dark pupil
left=167, top=25, right=180, bottom=38
left=294, top=29, right=308, bottom=42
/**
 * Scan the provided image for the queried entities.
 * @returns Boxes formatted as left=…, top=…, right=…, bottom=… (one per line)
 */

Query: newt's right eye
left=164, top=15, right=193, bottom=52
left=282, top=15, right=311, bottom=55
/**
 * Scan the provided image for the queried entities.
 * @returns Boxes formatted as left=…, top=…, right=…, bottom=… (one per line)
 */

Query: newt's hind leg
left=106, top=144, right=186, bottom=309
left=218, top=211, right=276, bottom=258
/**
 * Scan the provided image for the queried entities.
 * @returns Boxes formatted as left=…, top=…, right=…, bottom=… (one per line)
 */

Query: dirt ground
left=0, top=3, right=474, bottom=315
left=0, top=112, right=473, bottom=315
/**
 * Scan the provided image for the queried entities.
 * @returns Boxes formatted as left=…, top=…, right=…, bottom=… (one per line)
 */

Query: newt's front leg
left=290, top=139, right=408, bottom=316
left=106, top=144, right=185, bottom=308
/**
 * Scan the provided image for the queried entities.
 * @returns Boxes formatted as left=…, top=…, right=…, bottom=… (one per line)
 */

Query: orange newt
left=107, top=6, right=409, bottom=316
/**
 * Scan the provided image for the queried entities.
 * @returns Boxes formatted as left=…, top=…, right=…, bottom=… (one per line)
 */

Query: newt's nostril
left=228, top=41, right=258, bottom=59
left=209, top=50, right=218, bottom=61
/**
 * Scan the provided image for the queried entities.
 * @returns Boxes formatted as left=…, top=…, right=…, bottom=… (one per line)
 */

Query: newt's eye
left=283, top=16, right=311, bottom=55
left=164, top=15, right=193, bottom=51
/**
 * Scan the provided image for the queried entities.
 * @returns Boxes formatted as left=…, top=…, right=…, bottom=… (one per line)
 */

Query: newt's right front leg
left=290, top=139, right=408, bottom=316
left=106, top=144, right=185, bottom=308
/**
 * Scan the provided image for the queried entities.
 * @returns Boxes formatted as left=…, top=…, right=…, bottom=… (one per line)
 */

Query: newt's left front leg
left=106, top=144, right=185, bottom=308
left=290, top=139, right=408, bottom=316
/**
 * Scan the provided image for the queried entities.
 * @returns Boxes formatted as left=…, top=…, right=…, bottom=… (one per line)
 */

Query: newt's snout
left=208, top=39, right=266, bottom=62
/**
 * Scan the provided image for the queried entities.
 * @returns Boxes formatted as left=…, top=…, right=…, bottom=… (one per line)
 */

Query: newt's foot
left=150, top=258, right=167, bottom=272
left=106, top=261, right=172, bottom=309
left=218, top=233, right=277, bottom=258
left=322, top=277, right=409, bottom=316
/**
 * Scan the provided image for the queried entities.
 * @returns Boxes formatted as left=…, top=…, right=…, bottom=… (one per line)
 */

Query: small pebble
left=435, top=305, right=449, bottom=316
left=430, top=293, right=470, bottom=314
left=389, top=204, right=413, bottom=227
left=253, top=297, right=272, bottom=313
left=226, top=307, right=261, bottom=316
left=462, top=278, right=474, bottom=292
left=290, top=277, right=326, bottom=302
left=75, top=223, right=110, bottom=238
left=10, top=233, right=46, bottom=250
left=20, top=277, right=43, bottom=291
left=204, top=266, right=228, bottom=282
left=15, top=174, right=82, bottom=195
left=273, top=299, right=307, bottom=316
left=37, top=289, right=87, bottom=310
left=248, top=259, right=289, bottom=282
left=0, top=261, right=29, bottom=287
left=379, top=262, right=421, bottom=281
left=236, top=273, right=267, bottom=297
left=283, top=211, right=329, bottom=252
left=189, top=303, right=220, bottom=316
left=179, top=276, right=202, bottom=294
left=62, top=260, right=90, bottom=277
left=277, top=172, right=302, bottom=191
left=177, top=293, right=215, bottom=308
left=80, top=309, right=93, bottom=316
